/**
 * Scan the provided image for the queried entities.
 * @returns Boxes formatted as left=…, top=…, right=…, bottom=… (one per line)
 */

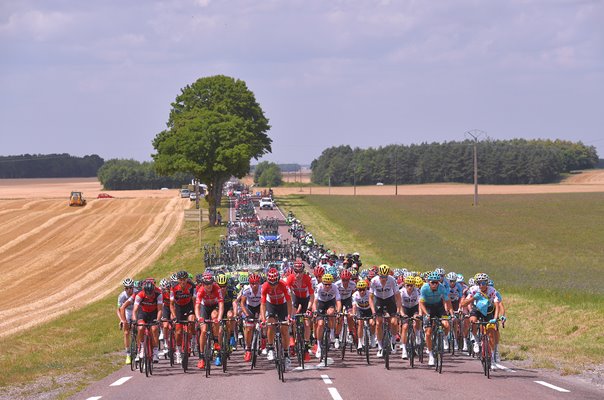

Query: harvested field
left=0, top=179, right=187, bottom=338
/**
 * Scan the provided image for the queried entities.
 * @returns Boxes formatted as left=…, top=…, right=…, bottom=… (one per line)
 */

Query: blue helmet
left=427, top=272, right=441, bottom=282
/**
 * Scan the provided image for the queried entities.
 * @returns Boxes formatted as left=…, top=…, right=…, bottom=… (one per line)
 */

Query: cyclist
left=240, top=273, right=262, bottom=362
left=117, top=278, right=135, bottom=364
left=490, top=279, right=507, bottom=362
left=194, top=273, right=224, bottom=370
left=400, top=275, right=421, bottom=360
left=217, top=273, right=238, bottom=359
left=285, top=259, right=314, bottom=362
left=334, top=268, right=355, bottom=349
left=260, top=268, right=293, bottom=368
left=312, top=273, right=341, bottom=359
left=120, top=280, right=162, bottom=363
left=461, top=273, right=501, bottom=368
left=159, top=278, right=172, bottom=357
left=352, top=279, right=375, bottom=350
left=170, top=270, right=196, bottom=364
left=419, top=271, right=452, bottom=366
left=369, top=264, right=403, bottom=357
left=446, top=272, right=464, bottom=350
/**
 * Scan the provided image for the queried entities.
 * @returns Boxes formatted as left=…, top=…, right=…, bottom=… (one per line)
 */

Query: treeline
left=0, top=153, right=104, bottom=178
left=97, top=159, right=192, bottom=190
left=251, top=163, right=300, bottom=173
left=253, top=161, right=282, bottom=186
left=311, top=139, right=599, bottom=185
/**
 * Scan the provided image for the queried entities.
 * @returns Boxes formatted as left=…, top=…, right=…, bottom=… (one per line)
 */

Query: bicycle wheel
left=296, top=324, right=305, bottom=369
left=250, top=328, right=259, bottom=370
left=438, top=330, right=444, bottom=374
left=483, top=335, right=491, bottom=378
left=221, top=329, right=229, bottom=373
left=168, top=328, right=175, bottom=366
left=383, top=331, right=391, bottom=370
left=418, top=329, right=424, bottom=364
left=275, top=332, right=283, bottom=381
left=182, top=330, right=189, bottom=373
left=364, top=325, right=370, bottom=365
left=322, top=326, right=330, bottom=367
left=408, top=330, right=415, bottom=368
left=143, top=336, right=151, bottom=377
left=340, top=321, right=348, bottom=360
left=205, top=332, right=212, bottom=378
left=129, top=329, right=137, bottom=371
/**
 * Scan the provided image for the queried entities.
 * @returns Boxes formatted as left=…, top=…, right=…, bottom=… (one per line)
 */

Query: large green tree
left=152, top=75, right=271, bottom=224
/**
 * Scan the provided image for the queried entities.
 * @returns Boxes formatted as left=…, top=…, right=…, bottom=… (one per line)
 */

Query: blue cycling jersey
left=420, top=283, right=448, bottom=305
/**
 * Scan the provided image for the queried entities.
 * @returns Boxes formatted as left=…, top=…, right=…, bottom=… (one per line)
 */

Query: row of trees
left=97, top=159, right=191, bottom=190
left=0, top=153, right=104, bottom=178
left=253, top=161, right=283, bottom=187
left=311, top=139, right=599, bottom=185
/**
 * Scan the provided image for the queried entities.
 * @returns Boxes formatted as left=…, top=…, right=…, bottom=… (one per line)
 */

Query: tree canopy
left=97, top=159, right=191, bottom=190
left=152, top=75, right=271, bottom=223
left=254, top=161, right=282, bottom=187
left=0, top=153, right=104, bottom=178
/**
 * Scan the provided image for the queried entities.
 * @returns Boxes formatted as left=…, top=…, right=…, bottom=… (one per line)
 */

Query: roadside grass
left=278, top=193, right=604, bottom=371
left=0, top=202, right=226, bottom=398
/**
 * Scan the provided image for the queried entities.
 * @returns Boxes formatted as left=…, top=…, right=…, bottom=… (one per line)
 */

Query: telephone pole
left=465, top=129, right=484, bottom=206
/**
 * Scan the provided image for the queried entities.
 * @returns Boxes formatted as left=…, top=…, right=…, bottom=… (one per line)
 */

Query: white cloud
left=0, top=9, right=74, bottom=41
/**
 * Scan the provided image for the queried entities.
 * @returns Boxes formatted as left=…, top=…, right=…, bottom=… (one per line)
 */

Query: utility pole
left=394, top=146, right=398, bottom=196
left=465, top=129, right=484, bottom=206
left=328, top=176, right=331, bottom=195
left=353, top=164, right=357, bottom=196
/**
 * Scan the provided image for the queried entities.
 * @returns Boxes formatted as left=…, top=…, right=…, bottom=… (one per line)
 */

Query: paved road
left=74, top=201, right=603, bottom=400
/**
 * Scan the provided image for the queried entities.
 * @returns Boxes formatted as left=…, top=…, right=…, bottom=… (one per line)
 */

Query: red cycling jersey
left=134, top=289, right=163, bottom=313
left=286, top=274, right=314, bottom=299
left=195, top=283, right=224, bottom=306
left=170, top=282, right=194, bottom=306
left=162, top=290, right=170, bottom=305
left=261, top=281, right=291, bottom=305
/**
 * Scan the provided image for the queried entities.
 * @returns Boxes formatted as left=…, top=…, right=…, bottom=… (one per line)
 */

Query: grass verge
left=278, top=193, right=604, bottom=371
left=0, top=202, right=226, bottom=399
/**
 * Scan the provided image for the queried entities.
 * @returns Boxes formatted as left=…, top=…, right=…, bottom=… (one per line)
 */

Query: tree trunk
left=206, top=177, right=225, bottom=225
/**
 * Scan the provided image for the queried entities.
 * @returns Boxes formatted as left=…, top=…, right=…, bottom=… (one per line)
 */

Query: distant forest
left=97, top=159, right=192, bottom=190
left=0, top=153, right=104, bottom=178
left=311, top=139, right=599, bottom=185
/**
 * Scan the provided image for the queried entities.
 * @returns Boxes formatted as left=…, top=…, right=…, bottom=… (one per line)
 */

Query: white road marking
left=321, top=374, right=333, bottom=384
left=293, top=357, right=334, bottom=371
left=534, top=381, right=570, bottom=392
left=109, top=376, right=132, bottom=386
left=328, top=387, right=344, bottom=400
left=495, top=363, right=516, bottom=372
left=86, top=397, right=102, bottom=400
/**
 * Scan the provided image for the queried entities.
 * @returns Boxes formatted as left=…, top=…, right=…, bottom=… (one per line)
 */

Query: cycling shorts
left=292, top=295, right=310, bottom=313
left=139, top=310, right=157, bottom=324
left=162, top=305, right=171, bottom=320
left=341, top=297, right=353, bottom=311
left=175, top=302, right=195, bottom=322
left=375, top=295, right=397, bottom=316
left=357, top=308, right=373, bottom=319
left=403, top=305, right=419, bottom=318
left=266, top=302, right=288, bottom=322
left=244, top=305, right=261, bottom=326
left=317, top=299, right=336, bottom=315
left=451, top=299, right=460, bottom=311
left=200, top=304, right=219, bottom=320
left=470, top=307, right=495, bottom=322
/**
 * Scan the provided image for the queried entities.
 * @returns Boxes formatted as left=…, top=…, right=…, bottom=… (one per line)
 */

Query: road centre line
left=321, top=374, right=333, bottom=384
left=534, top=381, right=570, bottom=393
left=328, top=387, right=344, bottom=400
left=495, top=363, right=516, bottom=372
left=109, top=376, right=132, bottom=386
left=86, top=397, right=102, bottom=400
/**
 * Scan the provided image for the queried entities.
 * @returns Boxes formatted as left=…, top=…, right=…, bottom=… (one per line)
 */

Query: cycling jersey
left=447, top=281, right=464, bottom=302
left=419, top=282, right=448, bottom=305
left=335, top=280, right=355, bottom=300
left=400, top=286, right=420, bottom=308
left=195, top=283, right=224, bottom=306
left=170, top=282, right=194, bottom=306
left=369, top=275, right=398, bottom=300
left=134, top=289, right=163, bottom=313
left=466, top=285, right=500, bottom=316
left=261, top=281, right=291, bottom=305
left=240, top=284, right=262, bottom=307
left=315, top=282, right=341, bottom=302
left=286, top=273, right=314, bottom=299
left=352, top=290, right=370, bottom=310
left=118, top=290, right=133, bottom=319
left=222, top=286, right=238, bottom=306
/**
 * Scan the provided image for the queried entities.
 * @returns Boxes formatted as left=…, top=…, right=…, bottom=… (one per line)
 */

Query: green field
left=279, top=193, right=604, bottom=372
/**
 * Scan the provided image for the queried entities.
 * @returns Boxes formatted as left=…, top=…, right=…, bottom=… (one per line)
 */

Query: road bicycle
left=379, top=312, right=397, bottom=370
left=248, top=318, right=262, bottom=370
left=338, top=308, right=355, bottom=360
left=354, top=316, right=373, bottom=365
left=293, top=313, right=309, bottom=369
left=201, top=319, right=216, bottom=378
left=315, top=313, right=338, bottom=367
left=134, top=321, right=159, bottom=378
left=176, top=319, right=195, bottom=372
left=473, top=319, right=501, bottom=379
left=400, top=315, right=421, bottom=368
left=264, top=320, right=289, bottom=382
left=128, top=321, right=138, bottom=371
left=429, top=317, right=448, bottom=374
left=160, top=318, right=176, bottom=366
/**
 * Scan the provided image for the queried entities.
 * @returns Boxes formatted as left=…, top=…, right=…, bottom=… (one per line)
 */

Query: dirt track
left=0, top=180, right=187, bottom=338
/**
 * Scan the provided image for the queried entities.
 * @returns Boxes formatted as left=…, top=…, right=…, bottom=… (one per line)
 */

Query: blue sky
left=1, top=0, right=603, bottom=164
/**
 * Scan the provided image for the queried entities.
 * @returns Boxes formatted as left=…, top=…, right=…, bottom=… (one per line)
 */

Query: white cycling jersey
left=240, top=284, right=261, bottom=307
left=369, top=275, right=398, bottom=300
left=335, top=279, right=355, bottom=299
left=352, top=290, right=370, bottom=310
left=400, top=287, right=420, bottom=308
left=315, top=283, right=341, bottom=302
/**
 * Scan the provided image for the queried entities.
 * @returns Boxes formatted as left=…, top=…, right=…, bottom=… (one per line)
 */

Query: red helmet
left=340, top=269, right=352, bottom=280
left=249, top=273, right=260, bottom=284
left=293, top=260, right=304, bottom=272
left=397, top=275, right=404, bottom=285
left=267, top=268, right=280, bottom=284
left=313, top=265, right=325, bottom=278
left=202, top=273, right=214, bottom=285
left=368, top=269, right=376, bottom=279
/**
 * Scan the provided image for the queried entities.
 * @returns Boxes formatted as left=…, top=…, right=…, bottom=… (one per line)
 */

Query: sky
left=1, top=0, right=603, bottom=165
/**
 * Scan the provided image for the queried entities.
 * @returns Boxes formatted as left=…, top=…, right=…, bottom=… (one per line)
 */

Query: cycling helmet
left=353, top=252, right=360, bottom=257
left=322, top=273, right=334, bottom=284
left=249, top=273, right=260, bottom=284
left=367, top=269, right=376, bottom=280
left=468, top=277, right=475, bottom=286
left=143, top=281, right=155, bottom=294
left=122, top=278, right=134, bottom=287
left=427, top=272, right=441, bottom=282
left=415, top=276, right=424, bottom=287
left=434, top=267, right=446, bottom=277
left=350, top=269, right=358, bottom=279
left=359, top=270, right=368, bottom=279
left=401, top=268, right=408, bottom=274
left=217, top=274, right=228, bottom=286
left=170, top=273, right=178, bottom=282
left=313, top=265, right=325, bottom=278
left=134, top=280, right=143, bottom=290
left=159, top=278, right=170, bottom=289
left=446, top=272, right=458, bottom=281
left=327, top=266, right=338, bottom=277
left=144, top=277, right=156, bottom=284
left=393, top=269, right=402, bottom=278
left=356, top=280, right=368, bottom=290
left=176, top=270, right=188, bottom=280
left=195, top=273, right=204, bottom=284
left=267, top=268, right=280, bottom=285
left=488, top=279, right=494, bottom=287
left=202, top=272, right=214, bottom=285
left=474, top=272, right=489, bottom=282
left=293, top=259, right=304, bottom=272
left=404, top=275, right=416, bottom=285
left=340, top=269, right=352, bottom=280
left=397, top=275, right=404, bottom=285
left=188, top=273, right=194, bottom=280
left=239, top=273, right=249, bottom=285
left=456, top=274, right=465, bottom=283
left=378, top=264, right=390, bottom=277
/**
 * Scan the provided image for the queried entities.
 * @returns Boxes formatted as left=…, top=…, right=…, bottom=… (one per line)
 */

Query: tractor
left=69, top=191, right=87, bottom=206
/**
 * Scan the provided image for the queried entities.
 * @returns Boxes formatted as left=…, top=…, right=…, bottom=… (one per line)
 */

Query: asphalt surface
left=74, top=200, right=603, bottom=400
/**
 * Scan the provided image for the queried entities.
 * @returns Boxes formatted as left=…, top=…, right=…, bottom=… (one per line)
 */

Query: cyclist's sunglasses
left=323, top=283, right=332, bottom=287
left=477, top=280, right=488, bottom=286
left=358, top=288, right=366, bottom=291
left=379, top=275, right=388, bottom=279
left=429, top=281, right=439, bottom=285
left=405, top=284, right=414, bottom=287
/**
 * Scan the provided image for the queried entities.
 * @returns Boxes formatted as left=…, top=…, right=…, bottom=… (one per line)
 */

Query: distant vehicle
left=259, top=230, right=281, bottom=244
left=180, top=189, right=190, bottom=198
left=376, top=182, right=384, bottom=186
left=259, top=197, right=274, bottom=210
left=160, top=187, right=169, bottom=190
left=189, top=192, right=197, bottom=201
left=97, top=193, right=114, bottom=199
left=69, top=191, right=87, bottom=206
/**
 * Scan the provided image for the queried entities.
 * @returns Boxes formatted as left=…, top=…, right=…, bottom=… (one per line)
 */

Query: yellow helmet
left=356, top=280, right=368, bottom=290
left=404, top=276, right=415, bottom=285
left=322, top=273, right=334, bottom=284
left=415, top=276, right=424, bottom=288
left=378, top=264, right=390, bottom=276
left=217, top=274, right=228, bottom=286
